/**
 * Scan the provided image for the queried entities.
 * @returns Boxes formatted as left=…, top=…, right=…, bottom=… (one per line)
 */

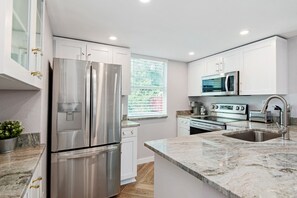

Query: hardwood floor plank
left=116, top=162, right=154, bottom=198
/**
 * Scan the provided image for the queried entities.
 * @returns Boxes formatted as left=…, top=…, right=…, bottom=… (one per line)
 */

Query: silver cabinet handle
left=88, top=54, right=91, bottom=56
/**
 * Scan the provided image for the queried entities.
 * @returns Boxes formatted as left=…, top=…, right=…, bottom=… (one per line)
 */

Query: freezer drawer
left=51, top=144, right=121, bottom=198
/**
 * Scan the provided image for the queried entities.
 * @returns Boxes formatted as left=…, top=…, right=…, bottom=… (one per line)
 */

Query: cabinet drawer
left=122, top=127, right=137, bottom=138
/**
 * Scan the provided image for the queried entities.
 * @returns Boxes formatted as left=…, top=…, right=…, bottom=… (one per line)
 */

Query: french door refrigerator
left=50, top=58, right=121, bottom=198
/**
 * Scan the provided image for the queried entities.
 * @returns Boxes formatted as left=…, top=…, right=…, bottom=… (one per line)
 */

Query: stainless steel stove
left=190, top=103, right=248, bottom=135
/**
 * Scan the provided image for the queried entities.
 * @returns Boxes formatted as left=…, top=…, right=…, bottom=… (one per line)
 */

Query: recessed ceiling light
left=240, top=30, right=249, bottom=36
left=139, top=0, right=151, bottom=3
left=109, top=36, right=117, bottom=41
left=189, top=52, right=195, bottom=56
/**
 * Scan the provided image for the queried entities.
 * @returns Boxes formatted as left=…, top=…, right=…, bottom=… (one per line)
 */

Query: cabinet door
left=11, top=0, right=31, bottom=70
left=188, top=60, right=205, bottom=96
left=221, top=50, right=242, bottom=73
left=54, top=38, right=87, bottom=60
left=205, top=56, right=220, bottom=76
left=112, top=47, right=131, bottom=95
left=121, top=136, right=137, bottom=181
left=178, top=127, right=190, bottom=137
left=29, top=0, right=44, bottom=74
left=241, top=41, right=276, bottom=95
left=87, top=43, right=113, bottom=63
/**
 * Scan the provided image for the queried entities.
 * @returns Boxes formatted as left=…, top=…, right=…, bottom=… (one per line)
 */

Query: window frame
left=128, top=54, right=168, bottom=120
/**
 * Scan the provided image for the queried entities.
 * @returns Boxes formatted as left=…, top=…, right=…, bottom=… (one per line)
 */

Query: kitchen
left=0, top=0, right=297, bottom=198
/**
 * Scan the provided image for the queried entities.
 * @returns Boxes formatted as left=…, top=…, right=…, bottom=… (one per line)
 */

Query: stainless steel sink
left=223, top=129, right=281, bottom=142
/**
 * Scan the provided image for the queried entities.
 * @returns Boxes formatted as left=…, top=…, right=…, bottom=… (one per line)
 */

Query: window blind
left=128, top=56, right=167, bottom=118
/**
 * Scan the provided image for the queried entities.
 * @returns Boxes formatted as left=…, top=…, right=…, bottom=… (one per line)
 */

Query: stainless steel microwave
left=201, top=71, right=239, bottom=96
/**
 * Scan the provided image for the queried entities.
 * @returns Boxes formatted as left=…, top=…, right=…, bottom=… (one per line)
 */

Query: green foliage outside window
left=128, top=57, right=167, bottom=117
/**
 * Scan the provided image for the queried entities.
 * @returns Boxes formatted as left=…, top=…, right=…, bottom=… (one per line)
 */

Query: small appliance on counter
left=249, top=110, right=272, bottom=123
left=190, top=101, right=203, bottom=116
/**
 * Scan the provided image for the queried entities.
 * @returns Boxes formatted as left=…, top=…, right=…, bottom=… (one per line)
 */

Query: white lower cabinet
left=121, top=127, right=137, bottom=185
left=177, top=118, right=190, bottom=137
left=24, top=151, right=45, bottom=198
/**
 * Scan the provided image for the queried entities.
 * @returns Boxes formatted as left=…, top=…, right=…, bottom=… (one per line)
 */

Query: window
left=128, top=55, right=167, bottom=119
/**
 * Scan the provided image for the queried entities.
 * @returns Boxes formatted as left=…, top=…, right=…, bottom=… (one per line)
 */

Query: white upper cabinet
left=220, top=49, right=242, bottom=73
left=204, top=56, right=221, bottom=76
left=188, top=59, right=205, bottom=96
left=240, top=37, right=288, bottom=95
left=54, top=37, right=131, bottom=95
left=54, top=38, right=87, bottom=60
left=187, top=36, right=288, bottom=96
left=204, top=50, right=242, bottom=76
left=87, top=43, right=113, bottom=63
left=0, top=0, right=44, bottom=90
left=112, top=47, right=131, bottom=95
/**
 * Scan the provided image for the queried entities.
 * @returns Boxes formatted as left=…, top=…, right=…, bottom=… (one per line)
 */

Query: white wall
left=133, top=60, right=189, bottom=160
left=0, top=7, right=53, bottom=144
left=194, top=36, right=297, bottom=118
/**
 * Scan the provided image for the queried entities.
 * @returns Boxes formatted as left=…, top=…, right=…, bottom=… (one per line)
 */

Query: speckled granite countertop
left=145, top=125, right=297, bottom=198
left=0, top=145, right=45, bottom=198
left=121, top=120, right=140, bottom=128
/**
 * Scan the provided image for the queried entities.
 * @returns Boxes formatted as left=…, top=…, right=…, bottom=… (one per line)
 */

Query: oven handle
left=190, top=122, right=224, bottom=131
left=225, top=74, right=230, bottom=93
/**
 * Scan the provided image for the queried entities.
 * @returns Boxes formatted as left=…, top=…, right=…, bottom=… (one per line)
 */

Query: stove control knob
left=215, top=105, right=219, bottom=109
left=212, top=105, right=216, bottom=110
left=236, top=106, right=240, bottom=110
left=241, top=106, right=245, bottom=111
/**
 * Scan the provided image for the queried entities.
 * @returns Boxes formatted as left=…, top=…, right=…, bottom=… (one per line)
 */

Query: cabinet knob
left=32, top=177, right=42, bottom=183
left=87, top=54, right=91, bottom=56
left=123, top=132, right=126, bottom=136
left=32, top=48, right=42, bottom=55
left=30, top=185, right=40, bottom=189
left=131, top=131, right=134, bottom=135
left=82, top=52, right=85, bottom=55
left=31, top=71, right=43, bottom=79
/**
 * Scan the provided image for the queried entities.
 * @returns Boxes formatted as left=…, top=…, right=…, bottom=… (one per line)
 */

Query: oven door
left=190, top=121, right=225, bottom=135
left=201, top=71, right=239, bottom=96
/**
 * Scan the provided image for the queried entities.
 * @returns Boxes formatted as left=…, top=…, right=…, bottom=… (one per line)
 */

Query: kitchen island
left=145, top=126, right=297, bottom=198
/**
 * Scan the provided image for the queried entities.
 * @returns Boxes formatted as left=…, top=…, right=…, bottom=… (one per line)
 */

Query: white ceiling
left=46, top=0, right=297, bottom=62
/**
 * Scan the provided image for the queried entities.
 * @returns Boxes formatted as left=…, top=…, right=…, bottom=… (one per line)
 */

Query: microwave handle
left=225, top=74, right=230, bottom=92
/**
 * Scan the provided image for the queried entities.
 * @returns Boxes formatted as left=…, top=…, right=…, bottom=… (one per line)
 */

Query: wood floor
left=116, top=162, right=154, bottom=198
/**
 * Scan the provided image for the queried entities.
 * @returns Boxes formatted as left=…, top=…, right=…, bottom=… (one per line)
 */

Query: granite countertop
left=145, top=126, right=297, bottom=198
left=0, top=145, right=45, bottom=198
left=121, top=120, right=140, bottom=128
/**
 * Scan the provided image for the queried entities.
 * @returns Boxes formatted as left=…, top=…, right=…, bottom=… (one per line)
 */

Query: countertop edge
left=144, top=142, right=240, bottom=198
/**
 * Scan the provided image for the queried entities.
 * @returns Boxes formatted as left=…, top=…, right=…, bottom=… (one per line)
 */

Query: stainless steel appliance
left=190, top=101, right=202, bottom=115
left=201, top=71, right=239, bottom=96
left=249, top=110, right=272, bottom=123
left=50, top=58, right=121, bottom=198
left=190, top=103, right=248, bottom=135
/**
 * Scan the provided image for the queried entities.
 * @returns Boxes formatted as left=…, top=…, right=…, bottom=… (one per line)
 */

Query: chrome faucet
left=261, top=95, right=290, bottom=140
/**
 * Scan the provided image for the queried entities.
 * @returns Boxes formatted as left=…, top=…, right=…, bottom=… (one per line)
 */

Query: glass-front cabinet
left=31, top=0, right=44, bottom=77
left=11, top=0, right=30, bottom=69
left=0, top=0, right=44, bottom=90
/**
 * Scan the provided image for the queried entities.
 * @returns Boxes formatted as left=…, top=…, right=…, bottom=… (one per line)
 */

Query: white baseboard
left=137, top=156, right=154, bottom=165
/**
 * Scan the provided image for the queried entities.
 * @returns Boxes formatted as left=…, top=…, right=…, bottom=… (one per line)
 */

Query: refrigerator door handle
left=91, top=64, right=97, bottom=140
left=57, top=145, right=119, bottom=159
left=85, top=63, right=91, bottom=146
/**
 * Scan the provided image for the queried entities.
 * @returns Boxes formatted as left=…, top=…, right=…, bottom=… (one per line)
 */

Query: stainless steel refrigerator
left=50, top=58, right=121, bottom=198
